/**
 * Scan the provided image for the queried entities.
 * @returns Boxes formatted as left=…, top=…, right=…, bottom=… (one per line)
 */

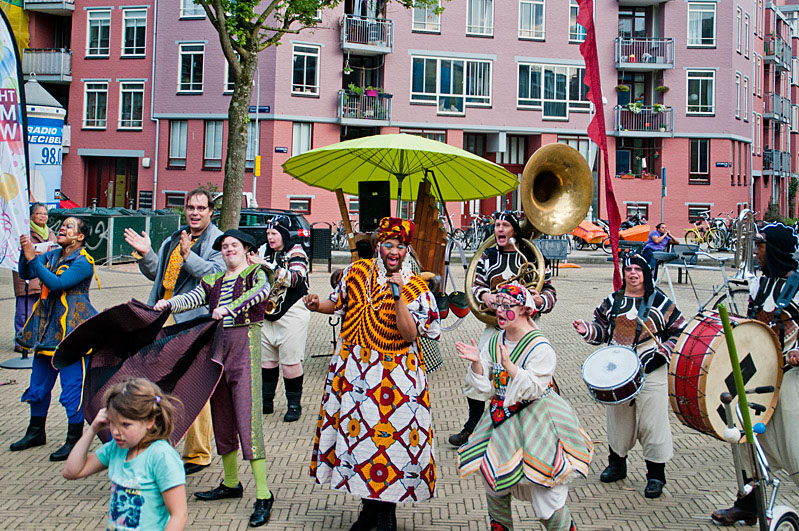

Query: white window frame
left=569, top=0, right=586, bottom=43
left=744, top=13, right=750, bottom=57
left=410, top=56, right=493, bottom=115
left=755, top=113, right=761, bottom=155
left=757, top=0, right=763, bottom=36
left=168, top=120, right=188, bottom=168
left=203, top=120, right=224, bottom=169
left=165, top=191, right=187, bottom=208
left=687, top=3, right=716, bottom=48
left=224, top=59, right=235, bottom=93
left=736, top=7, right=742, bottom=53
left=291, top=44, right=320, bottom=96
left=792, top=105, right=799, bottom=133
left=180, top=0, right=205, bottom=19
left=517, top=62, right=590, bottom=115
left=687, top=69, right=715, bottom=115
left=689, top=139, right=710, bottom=184
left=413, top=0, right=441, bottom=33
left=519, top=0, right=545, bottom=40
left=83, top=81, right=108, bottom=129
left=735, top=72, right=741, bottom=119
left=118, top=81, right=144, bottom=130
left=293, top=122, right=312, bottom=155
left=757, top=55, right=763, bottom=95
left=793, top=57, right=799, bottom=86
left=121, top=8, right=147, bottom=57
left=743, top=76, right=749, bottom=121
left=288, top=196, right=312, bottom=214
left=178, top=43, right=204, bottom=93
left=245, top=120, right=257, bottom=170
left=86, top=10, right=111, bottom=57
left=466, top=0, right=494, bottom=36
left=688, top=203, right=713, bottom=221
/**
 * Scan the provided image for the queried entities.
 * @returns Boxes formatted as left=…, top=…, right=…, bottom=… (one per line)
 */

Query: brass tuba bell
left=465, top=143, right=594, bottom=325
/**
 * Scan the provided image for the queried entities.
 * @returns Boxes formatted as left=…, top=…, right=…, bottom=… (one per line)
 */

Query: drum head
left=583, top=346, right=641, bottom=390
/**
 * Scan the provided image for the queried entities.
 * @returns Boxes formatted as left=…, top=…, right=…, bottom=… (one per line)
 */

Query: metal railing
left=765, top=92, right=792, bottom=123
left=22, top=48, right=72, bottom=80
left=614, top=105, right=673, bottom=133
left=338, top=90, right=392, bottom=121
left=783, top=151, right=792, bottom=174
left=341, top=15, right=393, bottom=51
left=765, top=34, right=792, bottom=69
left=764, top=149, right=783, bottom=172
left=614, top=37, right=674, bottom=68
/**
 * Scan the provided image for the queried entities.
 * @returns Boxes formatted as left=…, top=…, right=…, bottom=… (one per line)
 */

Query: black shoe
left=263, top=399, right=274, bottom=415
left=184, top=463, right=210, bottom=476
left=448, top=429, right=472, bottom=447
left=10, top=416, right=46, bottom=452
left=600, top=460, right=627, bottom=483
left=194, top=481, right=244, bottom=501
left=49, top=423, right=83, bottom=461
left=249, top=494, right=275, bottom=527
left=376, top=502, right=397, bottom=531
left=284, top=405, right=302, bottom=423
left=711, top=506, right=757, bottom=526
left=644, top=478, right=666, bottom=499
left=349, top=499, right=380, bottom=531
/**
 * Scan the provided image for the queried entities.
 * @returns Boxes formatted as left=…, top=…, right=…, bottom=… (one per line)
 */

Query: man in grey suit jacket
left=124, top=188, right=224, bottom=474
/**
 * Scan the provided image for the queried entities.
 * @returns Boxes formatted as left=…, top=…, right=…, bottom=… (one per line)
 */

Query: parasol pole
left=335, top=188, right=359, bottom=262
left=395, top=173, right=407, bottom=217
left=426, top=169, right=454, bottom=233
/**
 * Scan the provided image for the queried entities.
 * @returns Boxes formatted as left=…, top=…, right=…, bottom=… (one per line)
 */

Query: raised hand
left=123, top=228, right=152, bottom=256
left=572, top=320, right=588, bottom=336
left=179, top=230, right=192, bottom=259
left=90, top=408, right=109, bottom=434
left=19, top=234, right=35, bottom=262
left=499, top=344, right=518, bottom=378
left=455, top=338, right=480, bottom=363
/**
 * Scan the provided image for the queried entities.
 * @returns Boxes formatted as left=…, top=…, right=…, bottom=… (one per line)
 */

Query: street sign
left=248, top=105, right=271, bottom=113
left=275, top=146, right=288, bottom=153
left=715, top=161, right=731, bottom=167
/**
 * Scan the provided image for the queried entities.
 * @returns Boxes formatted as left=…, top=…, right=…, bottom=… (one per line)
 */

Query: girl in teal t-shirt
left=63, top=378, right=187, bottom=530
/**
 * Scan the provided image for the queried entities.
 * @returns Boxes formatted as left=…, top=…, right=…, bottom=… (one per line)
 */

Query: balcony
left=764, top=149, right=791, bottom=175
left=765, top=34, right=792, bottom=72
left=615, top=37, right=674, bottom=70
left=23, top=0, right=74, bottom=15
left=764, top=92, right=791, bottom=123
left=338, top=90, right=392, bottom=125
left=22, top=48, right=72, bottom=83
left=614, top=104, right=673, bottom=136
left=340, top=15, right=393, bottom=55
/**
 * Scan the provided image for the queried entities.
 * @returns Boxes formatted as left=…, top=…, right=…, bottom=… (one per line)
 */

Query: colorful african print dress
left=458, top=330, right=593, bottom=494
left=311, top=258, right=441, bottom=503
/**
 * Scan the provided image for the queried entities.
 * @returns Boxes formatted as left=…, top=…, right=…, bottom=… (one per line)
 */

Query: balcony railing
left=614, top=37, right=674, bottom=69
left=764, top=149, right=791, bottom=174
left=340, top=15, right=393, bottom=54
left=783, top=151, right=792, bottom=175
left=765, top=34, right=792, bottom=70
left=22, top=0, right=74, bottom=15
left=338, top=90, right=392, bottom=122
left=764, top=92, right=791, bottom=123
left=614, top=105, right=673, bottom=134
left=22, top=48, right=72, bottom=83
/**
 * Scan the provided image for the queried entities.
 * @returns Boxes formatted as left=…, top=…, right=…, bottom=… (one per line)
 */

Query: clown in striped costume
left=457, top=283, right=592, bottom=531
left=305, top=217, right=441, bottom=531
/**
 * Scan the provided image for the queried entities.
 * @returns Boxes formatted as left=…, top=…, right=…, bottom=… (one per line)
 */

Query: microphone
left=390, top=282, right=400, bottom=300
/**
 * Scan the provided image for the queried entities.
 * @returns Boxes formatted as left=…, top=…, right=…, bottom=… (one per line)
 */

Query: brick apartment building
left=13, top=0, right=799, bottom=230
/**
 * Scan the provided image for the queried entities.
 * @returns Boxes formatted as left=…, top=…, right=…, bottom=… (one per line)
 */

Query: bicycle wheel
left=772, top=510, right=799, bottom=531
left=601, top=237, right=612, bottom=254
left=684, top=229, right=702, bottom=246
left=713, top=287, right=750, bottom=317
left=451, top=228, right=465, bottom=244
left=707, top=228, right=726, bottom=251
left=574, top=237, right=585, bottom=251
left=590, top=243, right=599, bottom=250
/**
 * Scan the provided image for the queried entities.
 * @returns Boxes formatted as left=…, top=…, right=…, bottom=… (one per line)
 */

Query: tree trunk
left=219, top=54, right=258, bottom=231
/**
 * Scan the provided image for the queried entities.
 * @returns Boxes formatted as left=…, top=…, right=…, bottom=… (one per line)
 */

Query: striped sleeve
left=226, top=269, right=270, bottom=317
left=286, top=245, right=308, bottom=288
left=471, top=251, right=491, bottom=302
left=537, top=276, right=557, bottom=314
left=583, top=295, right=613, bottom=345
left=168, top=283, right=208, bottom=313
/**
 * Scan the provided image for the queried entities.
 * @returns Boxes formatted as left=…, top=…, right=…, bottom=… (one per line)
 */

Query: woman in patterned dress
left=457, top=283, right=593, bottom=531
left=304, top=217, right=441, bottom=531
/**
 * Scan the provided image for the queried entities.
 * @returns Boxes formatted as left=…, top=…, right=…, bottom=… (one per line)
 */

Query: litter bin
left=310, top=222, right=332, bottom=272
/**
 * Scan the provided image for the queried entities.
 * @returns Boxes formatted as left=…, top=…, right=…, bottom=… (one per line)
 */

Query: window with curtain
left=467, top=0, right=493, bottom=35
left=519, top=0, right=545, bottom=39
left=569, top=0, right=585, bottom=43
left=411, top=56, right=492, bottom=113
left=687, top=3, right=716, bottom=47
left=292, top=44, right=320, bottom=95
left=246, top=121, right=257, bottom=170
left=83, top=81, right=108, bottom=128
left=518, top=63, right=589, bottom=115
left=293, top=122, right=312, bottom=155
left=169, top=120, right=188, bottom=168
left=86, top=10, right=111, bottom=56
left=178, top=44, right=204, bottom=92
left=413, top=1, right=440, bottom=32
left=203, top=120, right=223, bottom=169
left=687, top=70, right=715, bottom=114
left=119, top=81, right=144, bottom=129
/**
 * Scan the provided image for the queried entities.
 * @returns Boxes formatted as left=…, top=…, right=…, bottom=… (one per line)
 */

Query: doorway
left=85, top=157, right=138, bottom=208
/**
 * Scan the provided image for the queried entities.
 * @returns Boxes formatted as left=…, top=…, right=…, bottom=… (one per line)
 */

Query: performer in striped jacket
left=457, top=283, right=592, bottom=531
left=154, top=229, right=275, bottom=528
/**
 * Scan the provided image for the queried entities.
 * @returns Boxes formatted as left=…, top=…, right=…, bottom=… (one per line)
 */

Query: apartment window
left=736, top=7, right=742, bottom=53
left=180, top=0, right=205, bottom=18
left=755, top=113, right=761, bottom=155
left=225, top=59, right=235, bottom=93
left=756, top=55, right=762, bottom=95
left=467, top=0, right=493, bottom=36
left=203, top=120, right=224, bottom=169
left=119, top=82, right=144, bottom=129
left=689, top=139, right=710, bottom=184
left=743, top=77, right=749, bottom=121
left=165, top=192, right=187, bottom=208
left=83, top=81, right=108, bottom=129
left=793, top=58, right=799, bottom=86
left=413, top=1, right=440, bottom=33
left=168, top=120, right=188, bottom=168
left=400, top=129, right=446, bottom=142
left=178, top=44, right=204, bottom=93
left=688, top=204, right=712, bottom=222
left=86, top=10, right=111, bottom=57
left=293, top=122, right=312, bottom=155
left=792, top=105, right=799, bottom=133
left=569, top=0, right=586, bottom=43
left=744, top=14, right=750, bottom=57
left=122, top=9, right=146, bottom=56
left=292, top=44, right=320, bottom=95
left=687, top=70, right=715, bottom=114
left=411, top=56, right=493, bottom=114
left=519, top=0, right=545, bottom=40
left=289, top=197, right=312, bottom=214
left=756, top=0, right=763, bottom=36
left=626, top=202, right=649, bottom=219
left=687, top=3, right=716, bottom=47
left=518, top=63, right=589, bottom=115
left=245, top=121, right=257, bottom=170
left=735, top=72, right=741, bottom=119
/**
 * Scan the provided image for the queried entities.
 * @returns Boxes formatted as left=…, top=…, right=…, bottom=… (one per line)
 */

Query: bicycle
left=685, top=211, right=726, bottom=251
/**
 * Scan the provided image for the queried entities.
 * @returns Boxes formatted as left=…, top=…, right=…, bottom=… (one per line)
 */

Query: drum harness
left=751, top=272, right=799, bottom=371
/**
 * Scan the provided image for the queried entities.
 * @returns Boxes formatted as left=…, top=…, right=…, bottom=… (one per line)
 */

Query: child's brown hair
left=104, top=378, right=181, bottom=447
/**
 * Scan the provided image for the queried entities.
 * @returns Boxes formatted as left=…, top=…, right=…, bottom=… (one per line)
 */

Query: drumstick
left=635, top=316, right=666, bottom=351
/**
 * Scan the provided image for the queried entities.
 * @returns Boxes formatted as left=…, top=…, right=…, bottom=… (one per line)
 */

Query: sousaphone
left=465, top=143, right=594, bottom=325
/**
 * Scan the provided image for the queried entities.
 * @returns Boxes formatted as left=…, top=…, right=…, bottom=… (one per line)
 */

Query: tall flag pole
left=577, top=0, right=623, bottom=290
left=0, top=6, right=31, bottom=272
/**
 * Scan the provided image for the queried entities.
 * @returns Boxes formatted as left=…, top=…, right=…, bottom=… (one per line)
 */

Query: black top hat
left=213, top=229, right=257, bottom=252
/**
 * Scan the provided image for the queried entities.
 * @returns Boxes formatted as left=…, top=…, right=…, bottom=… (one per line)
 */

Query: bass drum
left=669, top=313, right=783, bottom=441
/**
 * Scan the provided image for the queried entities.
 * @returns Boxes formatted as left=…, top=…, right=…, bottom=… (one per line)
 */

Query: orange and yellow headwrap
left=376, top=217, right=415, bottom=245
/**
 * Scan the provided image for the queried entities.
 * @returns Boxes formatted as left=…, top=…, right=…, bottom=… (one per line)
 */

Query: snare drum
left=582, top=346, right=646, bottom=405
left=670, top=312, right=783, bottom=441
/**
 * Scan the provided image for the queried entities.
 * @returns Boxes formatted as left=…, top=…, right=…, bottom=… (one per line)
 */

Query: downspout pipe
left=150, top=0, right=159, bottom=208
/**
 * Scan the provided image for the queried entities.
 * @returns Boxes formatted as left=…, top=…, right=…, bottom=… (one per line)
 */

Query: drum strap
left=632, top=291, right=657, bottom=350
left=607, top=289, right=656, bottom=349
left=772, top=272, right=799, bottom=350
left=606, top=290, right=626, bottom=346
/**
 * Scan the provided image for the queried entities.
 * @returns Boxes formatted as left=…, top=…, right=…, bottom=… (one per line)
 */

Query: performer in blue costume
left=11, top=216, right=98, bottom=461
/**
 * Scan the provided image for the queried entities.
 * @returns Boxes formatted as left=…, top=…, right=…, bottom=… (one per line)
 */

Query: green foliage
left=197, top=181, right=220, bottom=196
left=764, top=202, right=784, bottom=223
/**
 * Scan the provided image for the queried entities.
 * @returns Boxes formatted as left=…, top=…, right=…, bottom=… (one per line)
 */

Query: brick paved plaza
left=0, top=260, right=796, bottom=530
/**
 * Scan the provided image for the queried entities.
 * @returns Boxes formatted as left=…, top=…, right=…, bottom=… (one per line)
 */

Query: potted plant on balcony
left=343, top=65, right=353, bottom=75
left=347, top=83, right=364, bottom=96
left=620, top=172, right=636, bottom=179
left=641, top=170, right=656, bottom=180
left=615, top=84, right=630, bottom=92
left=365, top=86, right=379, bottom=97
left=626, top=101, right=643, bottom=114
left=655, top=85, right=670, bottom=94
left=653, top=103, right=667, bottom=113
